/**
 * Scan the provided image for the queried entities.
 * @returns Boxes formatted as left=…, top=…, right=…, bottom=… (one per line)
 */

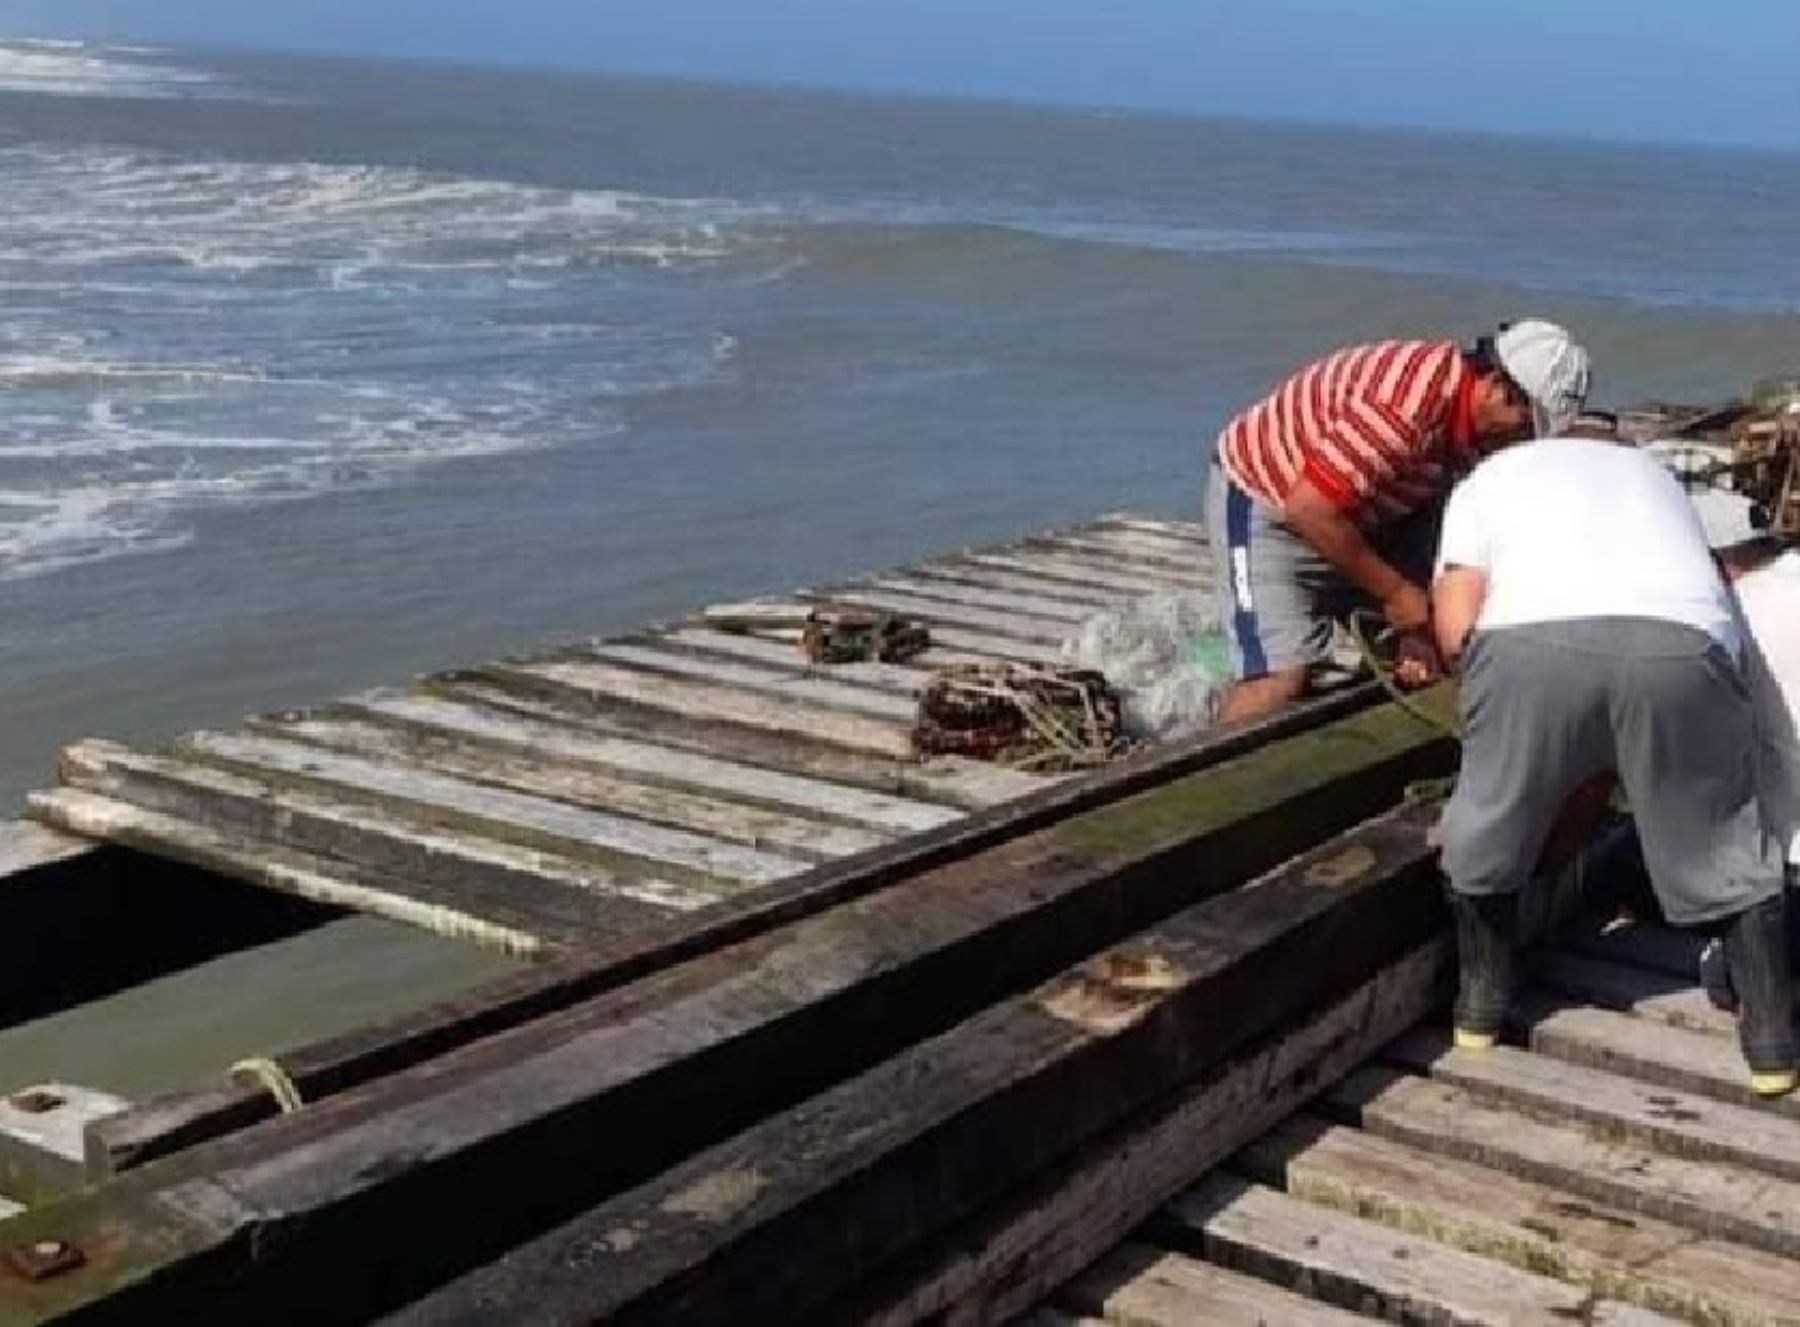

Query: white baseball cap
left=1691, top=488, right=1766, bottom=550
left=1496, top=319, right=1591, bottom=437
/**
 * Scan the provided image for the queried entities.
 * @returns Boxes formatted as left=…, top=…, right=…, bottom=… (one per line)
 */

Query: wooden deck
left=24, top=512, right=1215, bottom=958
left=1037, top=917, right=1800, bottom=1327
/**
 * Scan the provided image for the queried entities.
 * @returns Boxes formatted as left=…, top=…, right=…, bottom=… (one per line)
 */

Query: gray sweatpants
left=1440, top=617, right=1784, bottom=927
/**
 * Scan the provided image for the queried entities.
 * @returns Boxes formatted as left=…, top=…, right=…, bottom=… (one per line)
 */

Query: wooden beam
left=862, top=577, right=1095, bottom=624
left=902, top=564, right=1122, bottom=609
left=16, top=707, right=1448, bottom=1320
left=83, top=687, right=1389, bottom=1181
left=385, top=806, right=1448, bottom=1326
left=576, top=642, right=921, bottom=720
left=1058, top=1244, right=1371, bottom=1327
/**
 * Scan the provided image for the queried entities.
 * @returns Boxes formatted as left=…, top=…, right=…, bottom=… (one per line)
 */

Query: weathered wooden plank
left=1242, top=1113, right=1800, bottom=1327
left=56, top=740, right=716, bottom=917
left=1030, top=535, right=1205, bottom=577
left=864, top=576, right=1094, bottom=624
left=753, top=618, right=1069, bottom=665
left=1066, top=525, right=1211, bottom=562
left=331, top=689, right=961, bottom=833
left=828, top=939, right=1448, bottom=1327
left=179, top=730, right=805, bottom=887
left=1059, top=1244, right=1371, bottom=1327
left=243, top=712, right=890, bottom=863
left=17, top=710, right=1448, bottom=1322
left=0, top=820, right=92, bottom=876
left=385, top=806, right=1450, bottom=1326
left=1163, top=1174, right=1679, bottom=1326
left=1387, top=1031, right=1800, bottom=1181
left=494, top=657, right=918, bottom=758
left=1517, top=997, right=1799, bottom=1119
left=1096, top=514, right=1209, bottom=542
left=960, top=551, right=1205, bottom=596
left=1534, top=951, right=1734, bottom=1038
left=805, top=588, right=1073, bottom=645
left=83, top=685, right=1387, bottom=1184
left=28, top=788, right=560, bottom=956
left=579, top=641, right=921, bottom=720
left=437, top=672, right=1041, bottom=807
left=700, top=601, right=815, bottom=632
left=653, top=627, right=970, bottom=690
left=1331, top=1066, right=1800, bottom=1260
left=903, top=563, right=1122, bottom=609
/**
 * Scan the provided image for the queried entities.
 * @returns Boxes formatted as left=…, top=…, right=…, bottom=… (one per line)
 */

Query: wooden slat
left=1164, top=1174, right=1680, bottom=1326
left=1243, top=1113, right=1800, bottom=1327
left=962, top=550, right=1208, bottom=596
left=1387, top=1031, right=1800, bottom=1181
left=1534, top=951, right=1734, bottom=1038
left=654, top=627, right=976, bottom=688
left=245, top=712, right=890, bottom=863
left=30, top=788, right=558, bottom=956
left=1518, top=998, right=1797, bottom=1119
left=181, top=730, right=806, bottom=887
left=1031, top=534, right=1206, bottom=577
left=580, top=641, right=918, bottom=719
left=756, top=618, right=1068, bottom=666
left=904, top=562, right=1124, bottom=608
left=58, top=740, right=716, bottom=910
left=1061, top=1244, right=1371, bottom=1327
left=0, top=819, right=93, bottom=875
left=495, top=658, right=917, bottom=758
left=437, top=672, right=1043, bottom=807
left=1068, top=524, right=1211, bottom=561
left=833, top=939, right=1448, bottom=1327
left=805, top=587, right=1072, bottom=645
left=336, top=689, right=961, bottom=833
left=1332, top=1066, right=1800, bottom=1260
left=864, top=575, right=1095, bottom=624
left=1097, top=513, right=1209, bottom=541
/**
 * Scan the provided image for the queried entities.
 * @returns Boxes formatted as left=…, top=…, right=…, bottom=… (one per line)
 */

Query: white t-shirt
left=1738, top=551, right=1800, bottom=864
left=1435, top=438, right=1740, bottom=654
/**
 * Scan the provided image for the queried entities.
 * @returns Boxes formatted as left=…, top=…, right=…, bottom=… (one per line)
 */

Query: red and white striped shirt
left=1217, top=340, right=1476, bottom=528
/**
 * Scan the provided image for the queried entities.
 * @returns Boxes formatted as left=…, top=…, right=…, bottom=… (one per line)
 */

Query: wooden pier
left=4, top=507, right=1800, bottom=1326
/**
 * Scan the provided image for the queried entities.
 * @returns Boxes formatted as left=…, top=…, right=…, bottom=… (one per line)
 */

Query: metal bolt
left=6, top=1238, right=85, bottom=1281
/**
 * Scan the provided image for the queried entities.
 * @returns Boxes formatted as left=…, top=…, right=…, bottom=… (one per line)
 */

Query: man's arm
left=1282, top=477, right=1429, bottom=633
left=1431, top=566, right=1488, bottom=667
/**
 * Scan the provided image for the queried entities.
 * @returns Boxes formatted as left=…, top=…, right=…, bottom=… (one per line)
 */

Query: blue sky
left=7, top=0, right=1800, bottom=149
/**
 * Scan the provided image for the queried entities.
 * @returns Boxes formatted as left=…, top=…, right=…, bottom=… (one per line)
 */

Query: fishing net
left=912, top=663, right=1129, bottom=771
left=801, top=609, right=930, bottom=664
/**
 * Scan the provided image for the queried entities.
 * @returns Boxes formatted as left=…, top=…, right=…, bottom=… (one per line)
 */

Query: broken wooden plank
left=1332, top=1067, right=1800, bottom=1260
left=1387, top=1031, right=1800, bottom=1181
left=83, top=685, right=1390, bottom=1183
left=319, top=690, right=960, bottom=833
left=578, top=642, right=920, bottom=720
left=1242, top=1113, right=1800, bottom=1327
left=28, top=788, right=564, bottom=956
left=55, top=741, right=717, bottom=916
left=15, top=708, right=1449, bottom=1322
left=178, top=731, right=805, bottom=887
left=1059, top=1244, right=1371, bottom=1327
left=827, top=939, right=1448, bottom=1327
left=491, top=658, right=917, bottom=758
left=1162, top=1174, right=1679, bottom=1326
left=437, top=672, right=1041, bottom=808
left=240, top=712, right=889, bottom=863
left=384, top=806, right=1450, bottom=1326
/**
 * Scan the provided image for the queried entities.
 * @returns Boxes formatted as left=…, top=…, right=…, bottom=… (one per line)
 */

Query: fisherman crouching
left=1208, top=320, right=1591, bottom=725
left=1431, top=439, right=1795, bottom=1096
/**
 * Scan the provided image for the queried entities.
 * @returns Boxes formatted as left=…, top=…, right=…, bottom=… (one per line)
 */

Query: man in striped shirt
left=1206, top=320, right=1592, bottom=724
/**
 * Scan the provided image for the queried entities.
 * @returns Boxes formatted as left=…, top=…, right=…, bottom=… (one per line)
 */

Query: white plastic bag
left=1060, top=591, right=1233, bottom=742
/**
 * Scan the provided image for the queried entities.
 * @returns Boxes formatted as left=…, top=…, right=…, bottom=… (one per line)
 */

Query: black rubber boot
left=1722, top=893, right=1799, bottom=1097
left=1449, top=889, right=1518, bottom=1049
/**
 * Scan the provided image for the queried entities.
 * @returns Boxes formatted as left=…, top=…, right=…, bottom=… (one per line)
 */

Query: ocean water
left=4, top=37, right=1800, bottom=1089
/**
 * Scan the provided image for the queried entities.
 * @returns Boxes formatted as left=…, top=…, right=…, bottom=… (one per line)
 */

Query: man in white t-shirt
left=1430, top=439, right=1793, bottom=1095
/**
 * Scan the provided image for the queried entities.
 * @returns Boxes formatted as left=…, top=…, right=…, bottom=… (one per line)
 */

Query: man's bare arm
left=1282, top=477, right=1428, bottom=633
left=1432, top=566, right=1488, bottom=667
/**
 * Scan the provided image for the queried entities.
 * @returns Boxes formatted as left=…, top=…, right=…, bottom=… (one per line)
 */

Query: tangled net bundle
left=912, top=663, right=1131, bottom=771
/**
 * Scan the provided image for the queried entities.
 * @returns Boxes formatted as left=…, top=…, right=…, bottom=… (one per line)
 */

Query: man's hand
left=1392, top=630, right=1443, bottom=689
left=1380, top=582, right=1432, bottom=637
